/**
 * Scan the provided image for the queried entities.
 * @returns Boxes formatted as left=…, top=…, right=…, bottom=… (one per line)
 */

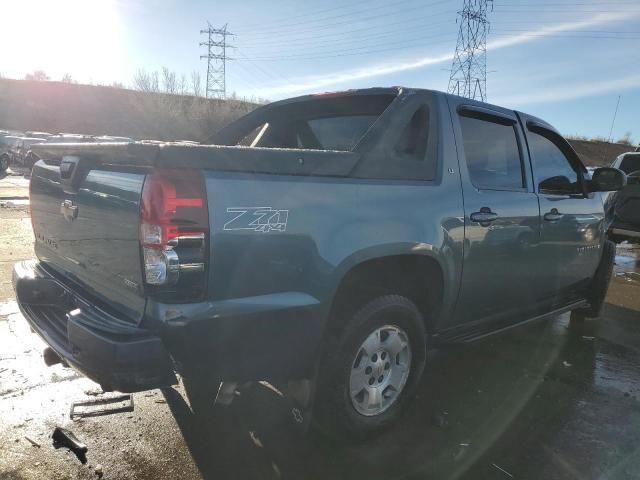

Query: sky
left=0, top=0, right=638, bottom=143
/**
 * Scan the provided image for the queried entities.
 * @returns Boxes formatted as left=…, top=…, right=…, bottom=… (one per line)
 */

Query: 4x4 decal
left=224, top=207, right=289, bottom=233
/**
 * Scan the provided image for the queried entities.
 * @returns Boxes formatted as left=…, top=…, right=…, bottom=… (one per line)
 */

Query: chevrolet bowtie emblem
left=60, top=199, right=78, bottom=222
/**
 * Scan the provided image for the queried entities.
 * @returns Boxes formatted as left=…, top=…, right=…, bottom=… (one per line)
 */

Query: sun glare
left=0, top=0, right=125, bottom=83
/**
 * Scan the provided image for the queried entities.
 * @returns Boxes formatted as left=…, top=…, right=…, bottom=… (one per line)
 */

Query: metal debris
left=52, top=426, right=88, bottom=464
left=70, top=394, right=134, bottom=420
left=24, top=436, right=41, bottom=448
left=563, top=361, right=573, bottom=367
left=492, top=463, right=514, bottom=478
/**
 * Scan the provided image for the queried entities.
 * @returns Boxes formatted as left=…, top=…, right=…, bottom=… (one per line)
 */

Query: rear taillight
left=140, top=169, right=208, bottom=300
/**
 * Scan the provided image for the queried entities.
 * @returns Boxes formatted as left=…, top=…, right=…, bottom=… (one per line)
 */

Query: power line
left=239, top=38, right=456, bottom=62
left=492, top=33, right=640, bottom=39
left=237, top=19, right=453, bottom=49
left=200, top=22, right=234, bottom=99
left=238, top=1, right=454, bottom=40
left=240, top=29, right=457, bottom=60
left=448, top=0, right=494, bottom=101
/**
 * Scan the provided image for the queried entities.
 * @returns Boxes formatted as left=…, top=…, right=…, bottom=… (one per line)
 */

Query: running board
left=438, top=300, right=588, bottom=344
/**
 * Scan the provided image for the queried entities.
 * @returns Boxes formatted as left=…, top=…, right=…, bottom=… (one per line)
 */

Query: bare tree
left=191, top=71, right=202, bottom=97
left=111, top=81, right=124, bottom=88
left=61, top=73, right=73, bottom=83
left=150, top=71, right=159, bottom=93
left=133, top=69, right=152, bottom=92
left=179, top=74, right=187, bottom=96
left=618, top=131, right=633, bottom=145
left=25, top=70, right=49, bottom=81
left=162, top=67, right=177, bottom=94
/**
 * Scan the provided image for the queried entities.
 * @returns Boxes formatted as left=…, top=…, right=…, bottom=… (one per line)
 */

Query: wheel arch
left=325, top=246, right=448, bottom=340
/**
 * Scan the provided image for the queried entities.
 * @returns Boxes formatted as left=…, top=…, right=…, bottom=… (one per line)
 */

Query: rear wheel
left=315, top=295, right=427, bottom=439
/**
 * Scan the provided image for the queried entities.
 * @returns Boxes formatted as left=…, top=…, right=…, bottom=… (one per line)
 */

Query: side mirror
left=590, top=167, right=626, bottom=192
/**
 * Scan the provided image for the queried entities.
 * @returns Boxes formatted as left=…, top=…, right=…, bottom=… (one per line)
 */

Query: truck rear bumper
left=12, top=260, right=177, bottom=392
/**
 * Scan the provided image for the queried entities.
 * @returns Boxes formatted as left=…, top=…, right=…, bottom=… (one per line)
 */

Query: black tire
left=315, top=295, right=427, bottom=439
left=573, top=240, right=615, bottom=319
left=0, top=154, right=9, bottom=173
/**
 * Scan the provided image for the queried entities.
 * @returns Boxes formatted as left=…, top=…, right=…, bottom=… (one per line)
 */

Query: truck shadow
left=163, top=313, right=602, bottom=480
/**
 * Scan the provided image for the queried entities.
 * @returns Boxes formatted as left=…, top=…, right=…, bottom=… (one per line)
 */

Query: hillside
left=568, top=139, right=636, bottom=167
left=1, top=79, right=636, bottom=163
left=0, top=78, right=257, bottom=142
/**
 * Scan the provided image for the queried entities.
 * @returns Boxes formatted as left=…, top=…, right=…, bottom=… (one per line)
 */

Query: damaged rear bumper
left=12, top=260, right=177, bottom=392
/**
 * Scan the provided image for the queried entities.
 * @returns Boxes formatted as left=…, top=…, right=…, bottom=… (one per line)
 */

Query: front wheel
left=315, top=295, right=427, bottom=439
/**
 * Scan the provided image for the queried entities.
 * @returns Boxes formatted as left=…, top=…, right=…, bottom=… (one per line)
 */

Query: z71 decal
left=224, top=207, right=289, bottom=233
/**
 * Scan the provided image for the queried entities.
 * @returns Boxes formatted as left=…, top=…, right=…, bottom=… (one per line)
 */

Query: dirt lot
left=1, top=169, right=640, bottom=480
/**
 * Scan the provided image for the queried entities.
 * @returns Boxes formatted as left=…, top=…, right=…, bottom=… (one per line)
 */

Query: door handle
left=470, top=208, right=498, bottom=224
left=544, top=209, right=563, bottom=222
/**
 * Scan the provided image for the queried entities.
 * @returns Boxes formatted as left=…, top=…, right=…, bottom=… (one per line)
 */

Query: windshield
left=619, top=154, right=640, bottom=174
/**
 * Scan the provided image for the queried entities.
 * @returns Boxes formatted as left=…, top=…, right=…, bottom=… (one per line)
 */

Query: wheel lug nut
left=378, top=376, right=384, bottom=383
left=368, top=377, right=375, bottom=385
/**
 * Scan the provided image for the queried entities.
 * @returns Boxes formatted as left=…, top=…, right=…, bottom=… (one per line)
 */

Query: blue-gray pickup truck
left=13, top=87, right=625, bottom=436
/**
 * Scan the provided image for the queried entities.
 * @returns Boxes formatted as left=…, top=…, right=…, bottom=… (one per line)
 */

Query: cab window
left=528, top=131, right=581, bottom=195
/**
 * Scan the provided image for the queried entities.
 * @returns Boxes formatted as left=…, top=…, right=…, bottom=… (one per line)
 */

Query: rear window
left=618, top=155, right=640, bottom=174
left=305, top=115, right=378, bottom=151
left=227, top=93, right=395, bottom=151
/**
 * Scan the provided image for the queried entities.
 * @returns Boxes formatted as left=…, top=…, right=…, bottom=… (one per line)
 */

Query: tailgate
left=30, top=160, right=146, bottom=320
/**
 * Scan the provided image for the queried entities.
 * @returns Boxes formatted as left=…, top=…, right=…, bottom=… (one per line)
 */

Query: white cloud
left=258, top=9, right=640, bottom=97
left=494, top=73, right=640, bottom=106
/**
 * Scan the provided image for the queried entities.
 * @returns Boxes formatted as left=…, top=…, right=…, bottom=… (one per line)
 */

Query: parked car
left=45, top=134, right=96, bottom=144
left=92, top=135, right=134, bottom=143
left=606, top=152, right=640, bottom=242
left=25, top=131, right=53, bottom=140
left=1, top=135, right=22, bottom=166
left=13, top=87, right=625, bottom=437
left=13, top=137, right=47, bottom=171
left=0, top=134, right=15, bottom=172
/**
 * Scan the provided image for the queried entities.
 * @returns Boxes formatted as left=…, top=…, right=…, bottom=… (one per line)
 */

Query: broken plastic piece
left=52, top=427, right=88, bottom=464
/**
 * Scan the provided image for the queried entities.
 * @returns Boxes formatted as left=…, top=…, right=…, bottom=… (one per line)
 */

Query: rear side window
left=618, top=155, right=640, bottom=174
left=459, top=115, right=524, bottom=190
left=305, top=115, right=378, bottom=151
left=395, top=106, right=430, bottom=161
left=528, top=131, right=581, bottom=194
